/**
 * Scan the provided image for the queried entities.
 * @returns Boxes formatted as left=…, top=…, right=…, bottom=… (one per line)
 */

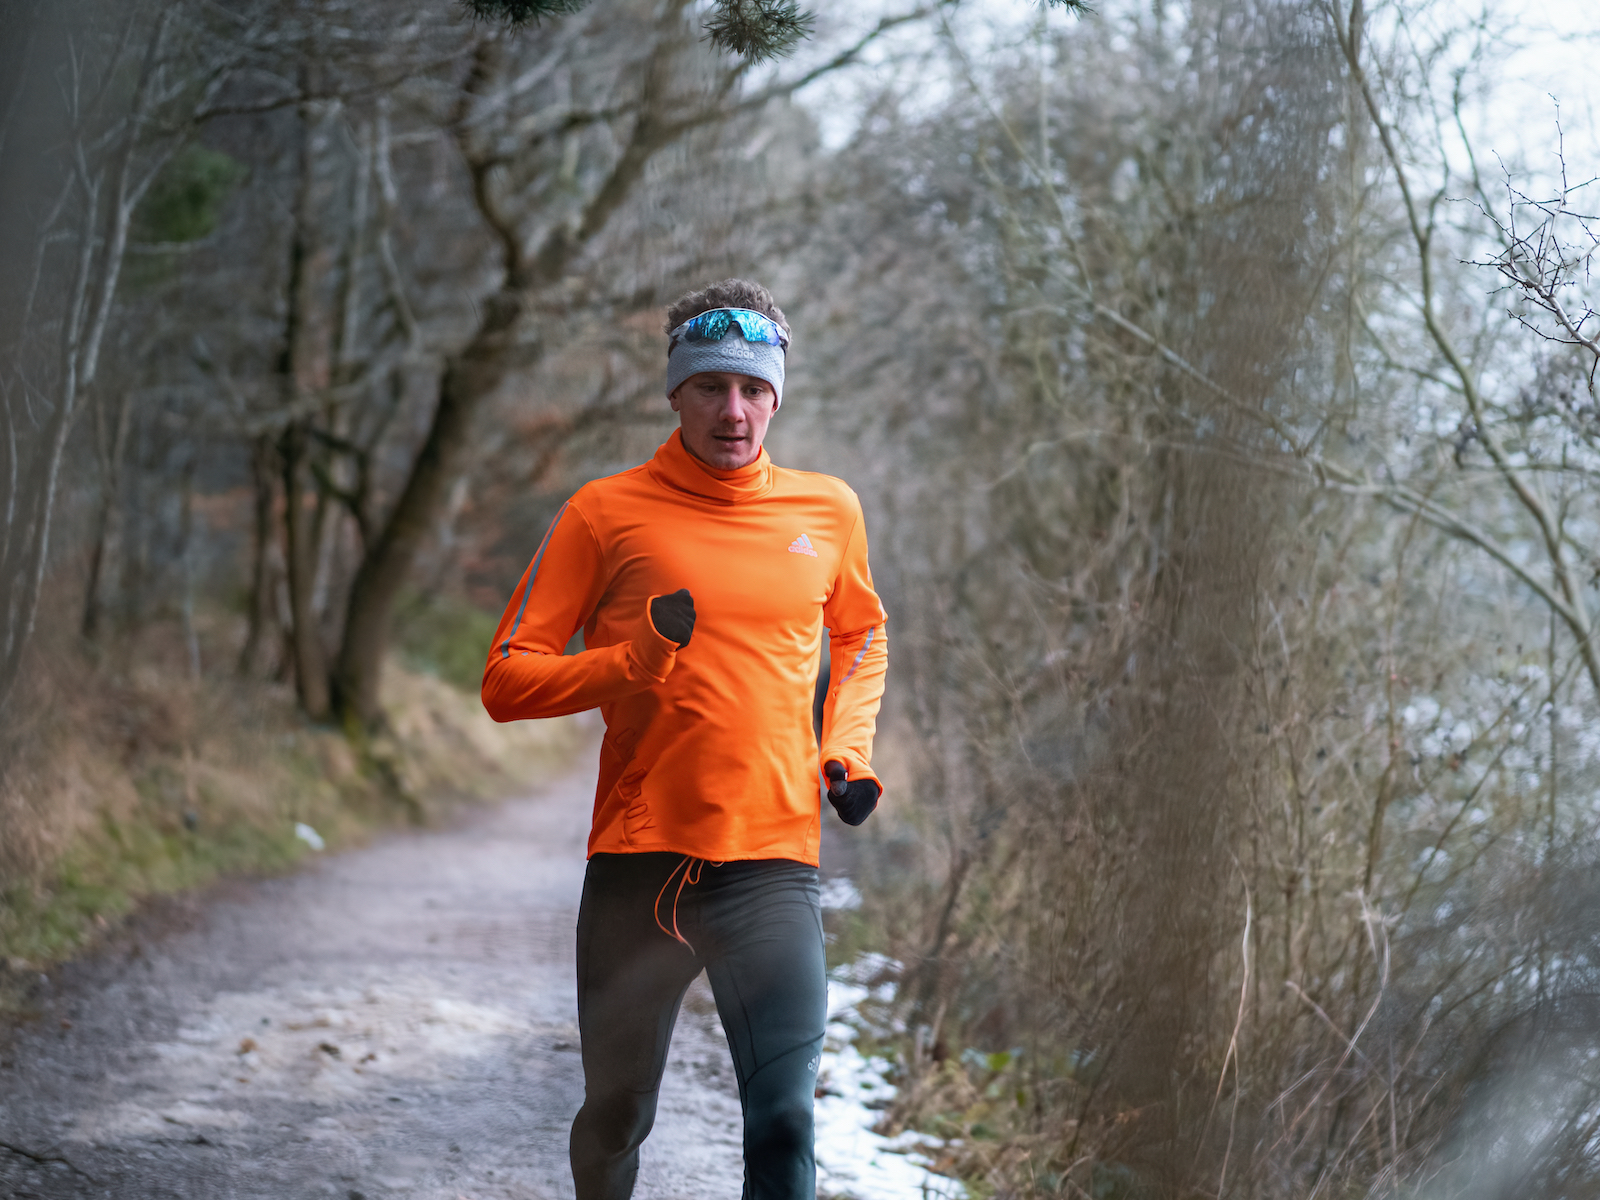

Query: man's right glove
left=650, top=589, right=696, bottom=647
left=824, top=760, right=880, bottom=826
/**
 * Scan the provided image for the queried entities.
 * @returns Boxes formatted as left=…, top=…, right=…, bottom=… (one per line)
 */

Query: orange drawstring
left=654, top=856, right=704, bottom=951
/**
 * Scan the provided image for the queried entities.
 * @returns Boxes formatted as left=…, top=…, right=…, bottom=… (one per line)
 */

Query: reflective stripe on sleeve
left=838, top=625, right=877, bottom=687
left=498, top=502, right=571, bottom=660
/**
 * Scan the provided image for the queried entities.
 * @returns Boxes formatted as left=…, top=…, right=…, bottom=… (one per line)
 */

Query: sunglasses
left=667, top=308, right=789, bottom=353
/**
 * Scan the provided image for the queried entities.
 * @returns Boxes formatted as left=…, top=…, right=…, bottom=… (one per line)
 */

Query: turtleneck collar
left=648, top=428, right=775, bottom=504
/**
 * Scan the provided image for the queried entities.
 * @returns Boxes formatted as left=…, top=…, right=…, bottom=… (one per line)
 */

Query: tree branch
left=0, top=1140, right=100, bottom=1185
left=1331, top=0, right=1600, bottom=695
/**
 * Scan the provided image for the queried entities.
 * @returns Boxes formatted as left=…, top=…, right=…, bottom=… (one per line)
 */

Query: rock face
left=0, top=751, right=744, bottom=1199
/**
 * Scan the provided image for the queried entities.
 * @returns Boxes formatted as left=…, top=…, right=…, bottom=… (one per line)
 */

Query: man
left=481, top=278, right=888, bottom=1200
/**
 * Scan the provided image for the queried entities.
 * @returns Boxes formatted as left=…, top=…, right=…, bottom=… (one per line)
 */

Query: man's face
left=670, top=371, right=778, bottom=470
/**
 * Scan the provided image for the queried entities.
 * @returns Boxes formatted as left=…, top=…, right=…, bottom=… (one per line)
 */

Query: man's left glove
left=824, top=760, right=880, bottom=826
left=649, top=588, right=696, bottom=647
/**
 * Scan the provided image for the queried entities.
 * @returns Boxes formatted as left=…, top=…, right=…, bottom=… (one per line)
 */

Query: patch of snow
left=821, top=877, right=865, bottom=910
left=833, top=950, right=899, bottom=986
left=816, top=960, right=967, bottom=1200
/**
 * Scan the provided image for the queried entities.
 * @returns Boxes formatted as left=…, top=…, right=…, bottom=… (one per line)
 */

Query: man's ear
left=668, top=386, right=682, bottom=413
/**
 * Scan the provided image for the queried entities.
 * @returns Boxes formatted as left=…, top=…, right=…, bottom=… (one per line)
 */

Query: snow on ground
left=814, top=945, right=967, bottom=1200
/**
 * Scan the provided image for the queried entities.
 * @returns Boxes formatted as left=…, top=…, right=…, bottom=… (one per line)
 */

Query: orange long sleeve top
left=481, top=429, right=888, bottom=866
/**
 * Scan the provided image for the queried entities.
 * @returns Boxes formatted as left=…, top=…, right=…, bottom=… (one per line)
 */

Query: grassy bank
left=0, top=641, right=579, bottom=1011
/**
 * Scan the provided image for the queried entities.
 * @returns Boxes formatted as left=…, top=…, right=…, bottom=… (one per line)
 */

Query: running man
left=481, top=278, right=888, bottom=1200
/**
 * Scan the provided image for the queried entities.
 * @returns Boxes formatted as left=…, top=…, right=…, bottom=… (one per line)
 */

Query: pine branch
left=703, top=0, right=816, bottom=62
left=466, top=0, right=969, bottom=61
left=463, top=0, right=588, bottom=27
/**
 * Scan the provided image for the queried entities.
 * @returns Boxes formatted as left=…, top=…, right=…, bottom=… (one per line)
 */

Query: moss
left=0, top=798, right=308, bottom=969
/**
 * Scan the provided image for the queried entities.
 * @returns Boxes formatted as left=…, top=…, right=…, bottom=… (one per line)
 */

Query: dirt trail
left=0, top=748, right=751, bottom=1199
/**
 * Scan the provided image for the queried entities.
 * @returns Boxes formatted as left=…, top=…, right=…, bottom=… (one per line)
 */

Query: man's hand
left=650, top=589, right=696, bottom=647
left=824, top=760, right=879, bottom=826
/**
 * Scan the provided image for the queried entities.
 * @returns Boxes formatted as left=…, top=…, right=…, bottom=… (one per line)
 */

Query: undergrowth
left=394, top=589, right=502, bottom=693
left=0, top=624, right=578, bottom=1016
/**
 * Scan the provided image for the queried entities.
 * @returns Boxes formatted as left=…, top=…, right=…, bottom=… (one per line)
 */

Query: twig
left=1210, top=878, right=1252, bottom=1193
left=1075, top=294, right=1599, bottom=684
left=0, top=1139, right=100, bottom=1184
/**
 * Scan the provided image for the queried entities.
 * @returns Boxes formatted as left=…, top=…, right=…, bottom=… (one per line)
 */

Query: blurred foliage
left=823, top=905, right=876, bottom=971
left=0, top=641, right=578, bottom=1010
left=134, top=145, right=246, bottom=244
left=394, top=591, right=500, bottom=693
left=126, top=145, right=246, bottom=290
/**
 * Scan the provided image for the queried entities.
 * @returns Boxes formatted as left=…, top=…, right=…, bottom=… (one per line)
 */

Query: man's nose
left=714, top=386, right=744, bottom=420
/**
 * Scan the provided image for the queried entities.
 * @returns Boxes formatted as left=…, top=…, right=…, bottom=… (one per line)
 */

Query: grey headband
left=666, top=333, right=786, bottom=409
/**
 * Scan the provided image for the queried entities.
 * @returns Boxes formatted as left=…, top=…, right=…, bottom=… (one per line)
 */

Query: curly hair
left=664, top=279, right=790, bottom=338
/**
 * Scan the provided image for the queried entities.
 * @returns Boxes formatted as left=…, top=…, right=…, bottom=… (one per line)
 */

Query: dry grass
left=0, top=629, right=579, bottom=1000
left=789, top=1, right=1600, bottom=1193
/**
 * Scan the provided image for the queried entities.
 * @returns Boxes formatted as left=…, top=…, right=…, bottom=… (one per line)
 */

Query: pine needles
left=465, top=0, right=817, bottom=62
left=462, top=0, right=588, bottom=26
left=702, top=0, right=816, bottom=62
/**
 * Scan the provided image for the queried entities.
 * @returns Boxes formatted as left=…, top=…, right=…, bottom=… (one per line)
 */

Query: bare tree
left=328, top=0, right=929, bottom=728
left=0, top=0, right=284, bottom=712
left=1322, top=0, right=1600, bottom=700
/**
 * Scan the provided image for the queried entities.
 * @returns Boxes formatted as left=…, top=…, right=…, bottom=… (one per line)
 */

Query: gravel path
left=0, top=750, right=751, bottom=1200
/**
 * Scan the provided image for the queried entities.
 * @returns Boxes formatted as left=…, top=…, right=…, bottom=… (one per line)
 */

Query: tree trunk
left=0, top=14, right=157, bottom=709
left=276, top=68, right=335, bottom=719
left=333, top=288, right=529, bottom=726
left=281, top=422, right=331, bottom=718
left=237, top=433, right=278, bottom=674
left=330, top=18, right=699, bottom=731
left=82, top=389, right=132, bottom=640
left=177, top=455, right=201, bottom=681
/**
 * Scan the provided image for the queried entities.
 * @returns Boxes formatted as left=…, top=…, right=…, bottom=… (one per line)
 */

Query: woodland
left=1, top=0, right=1598, bottom=1196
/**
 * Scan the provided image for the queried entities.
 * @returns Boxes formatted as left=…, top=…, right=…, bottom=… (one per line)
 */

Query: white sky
left=777, top=0, right=1599, bottom=174
left=1465, top=0, right=1598, bottom=208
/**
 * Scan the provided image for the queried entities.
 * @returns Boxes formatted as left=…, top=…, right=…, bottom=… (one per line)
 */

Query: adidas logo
left=788, top=533, right=818, bottom=557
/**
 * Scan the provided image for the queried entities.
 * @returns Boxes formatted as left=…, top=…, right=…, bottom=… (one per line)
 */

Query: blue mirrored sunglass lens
left=686, top=310, right=733, bottom=341
left=678, top=308, right=786, bottom=347
left=729, top=311, right=786, bottom=345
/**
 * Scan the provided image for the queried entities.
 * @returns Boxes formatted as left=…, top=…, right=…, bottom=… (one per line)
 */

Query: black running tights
left=569, top=852, right=826, bottom=1200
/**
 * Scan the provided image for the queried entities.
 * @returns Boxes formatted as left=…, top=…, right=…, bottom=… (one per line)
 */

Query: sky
left=1423, top=0, right=1597, bottom=185
left=777, top=0, right=1599, bottom=175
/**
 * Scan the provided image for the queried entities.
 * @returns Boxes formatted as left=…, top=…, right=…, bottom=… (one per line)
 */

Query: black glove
left=649, top=588, right=696, bottom=647
left=824, top=760, right=879, bottom=826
